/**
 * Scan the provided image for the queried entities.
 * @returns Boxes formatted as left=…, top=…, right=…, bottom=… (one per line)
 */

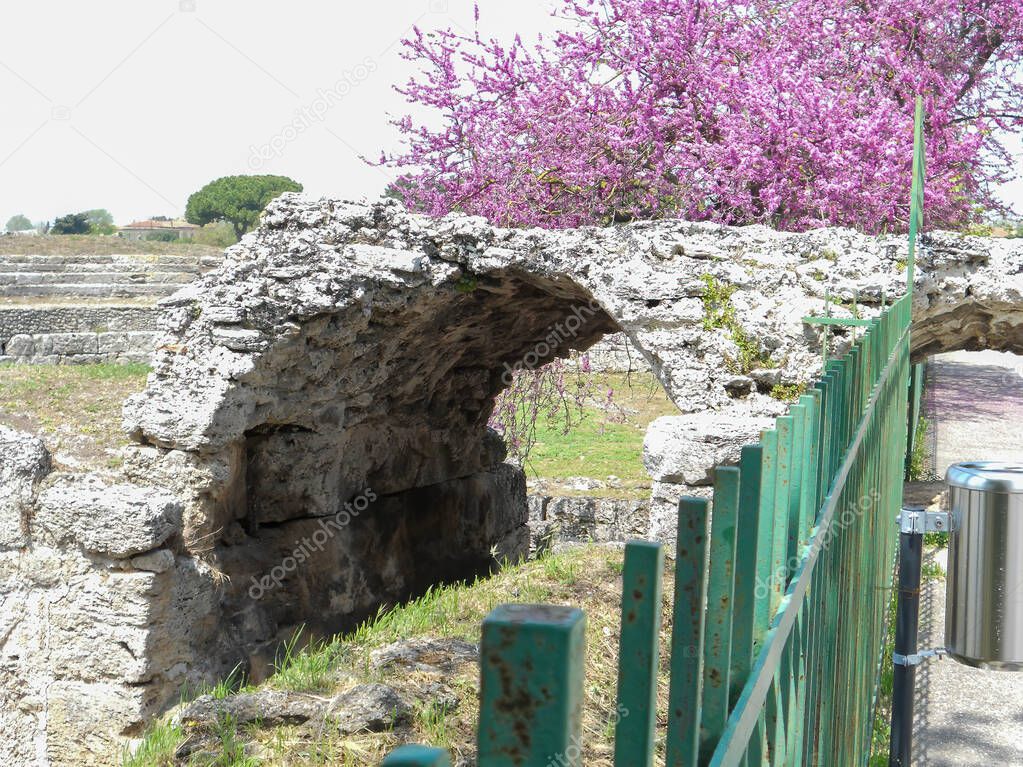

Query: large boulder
left=642, top=407, right=779, bottom=486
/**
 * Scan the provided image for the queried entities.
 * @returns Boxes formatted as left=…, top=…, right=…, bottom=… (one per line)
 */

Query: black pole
left=889, top=525, right=923, bottom=766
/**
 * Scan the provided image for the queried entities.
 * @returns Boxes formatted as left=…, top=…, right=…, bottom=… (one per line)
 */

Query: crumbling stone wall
left=4, top=195, right=1023, bottom=765
left=0, top=306, right=161, bottom=364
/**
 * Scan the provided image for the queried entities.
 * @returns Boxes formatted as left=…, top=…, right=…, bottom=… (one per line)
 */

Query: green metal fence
left=381, top=98, right=925, bottom=767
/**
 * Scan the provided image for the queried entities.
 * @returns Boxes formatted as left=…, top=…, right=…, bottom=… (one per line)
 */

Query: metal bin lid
left=946, top=461, right=1023, bottom=494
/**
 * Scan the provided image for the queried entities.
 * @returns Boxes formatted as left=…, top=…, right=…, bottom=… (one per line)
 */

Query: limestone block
left=35, top=332, right=99, bottom=356
left=4, top=333, right=35, bottom=357
left=643, top=408, right=775, bottom=486
left=527, top=495, right=648, bottom=551
left=646, top=480, right=714, bottom=542
left=0, top=427, right=50, bottom=549
left=45, top=680, right=159, bottom=766
left=97, top=331, right=129, bottom=354
left=34, top=475, right=182, bottom=558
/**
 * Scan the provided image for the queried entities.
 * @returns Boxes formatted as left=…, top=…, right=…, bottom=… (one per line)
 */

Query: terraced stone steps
left=0, top=283, right=185, bottom=298
left=0, top=272, right=198, bottom=286
left=0, top=254, right=220, bottom=268
left=0, top=251, right=224, bottom=362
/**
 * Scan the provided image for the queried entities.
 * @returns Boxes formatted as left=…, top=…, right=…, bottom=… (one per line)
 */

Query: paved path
left=914, top=350, right=1023, bottom=766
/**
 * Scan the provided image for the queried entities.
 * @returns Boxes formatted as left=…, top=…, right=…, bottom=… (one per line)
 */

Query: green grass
left=540, top=548, right=581, bottom=585
left=524, top=371, right=678, bottom=495
left=200, top=713, right=262, bottom=767
left=122, top=719, right=182, bottom=767
left=906, top=415, right=931, bottom=481
left=921, top=560, right=945, bottom=581
left=270, top=629, right=346, bottom=693
left=414, top=701, right=455, bottom=754
left=868, top=580, right=899, bottom=766
left=127, top=545, right=653, bottom=766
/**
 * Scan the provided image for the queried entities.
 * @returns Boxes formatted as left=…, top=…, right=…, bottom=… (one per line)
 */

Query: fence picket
left=614, top=541, right=665, bottom=767
left=477, top=605, right=585, bottom=766
left=729, top=445, right=764, bottom=708
left=382, top=746, right=452, bottom=766
left=700, top=467, right=741, bottom=761
left=666, top=498, right=711, bottom=767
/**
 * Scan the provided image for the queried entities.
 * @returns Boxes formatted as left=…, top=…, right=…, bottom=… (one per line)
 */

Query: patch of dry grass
left=0, top=235, right=223, bottom=257
left=128, top=545, right=677, bottom=767
left=0, top=363, right=149, bottom=468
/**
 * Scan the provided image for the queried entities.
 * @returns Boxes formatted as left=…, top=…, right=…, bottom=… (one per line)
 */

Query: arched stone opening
left=909, top=231, right=1023, bottom=361
left=221, top=275, right=620, bottom=670
left=122, top=251, right=627, bottom=678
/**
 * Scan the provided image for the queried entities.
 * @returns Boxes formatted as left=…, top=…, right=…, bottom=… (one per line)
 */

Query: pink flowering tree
left=385, top=0, right=1023, bottom=232
left=383, top=0, right=1023, bottom=461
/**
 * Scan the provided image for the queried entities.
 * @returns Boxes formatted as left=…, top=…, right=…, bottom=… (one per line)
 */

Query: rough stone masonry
left=3, top=194, right=1023, bottom=765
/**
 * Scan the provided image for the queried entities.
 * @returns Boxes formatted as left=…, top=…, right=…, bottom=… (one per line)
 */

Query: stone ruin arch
left=4, top=194, right=1023, bottom=764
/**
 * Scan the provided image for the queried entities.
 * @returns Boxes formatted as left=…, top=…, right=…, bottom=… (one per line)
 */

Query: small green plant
left=924, top=531, right=949, bottom=548
left=415, top=701, right=454, bottom=752
left=540, top=549, right=580, bottom=585
left=921, top=560, right=945, bottom=581
left=700, top=273, right=775, bottom=374
left=121, top=719, right=182, bottom=767
left=700, top=273, right=737, bottom=331
left=272, top=627, right=344, bottom=693
left=867, top=583, right=898, bottom=766
left=455, top=275, right=478, bottom=293
left=200, top=712, right=261, bottom=767
left=906, top=415, right=930, bottom=481
left=769, top=382, right=807, bottom=401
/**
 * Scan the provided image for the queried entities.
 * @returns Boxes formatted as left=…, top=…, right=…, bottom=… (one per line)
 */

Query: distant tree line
left=6, top=174, right=303, bottom=241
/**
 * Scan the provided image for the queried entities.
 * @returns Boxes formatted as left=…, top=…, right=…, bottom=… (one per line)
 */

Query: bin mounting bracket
left=893, top=647, right=948, bottom=667
left=897, top=507, right=952, bottom=534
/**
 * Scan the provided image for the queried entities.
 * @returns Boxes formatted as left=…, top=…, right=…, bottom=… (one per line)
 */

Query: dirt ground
left=0, top=363, right=150, bottom=470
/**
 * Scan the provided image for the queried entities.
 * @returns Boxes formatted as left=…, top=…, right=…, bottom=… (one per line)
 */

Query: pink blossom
left=383, top=0, right=1023, bottom=232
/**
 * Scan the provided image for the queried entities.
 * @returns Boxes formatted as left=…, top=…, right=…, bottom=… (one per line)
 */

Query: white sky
left=0, top=0, right=1019, bottom=226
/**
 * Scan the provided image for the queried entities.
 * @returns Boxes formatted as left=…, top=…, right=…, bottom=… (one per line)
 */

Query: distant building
left=4, top=229, right=40, bottom=237
left=117, top=218, right=200, bottom=241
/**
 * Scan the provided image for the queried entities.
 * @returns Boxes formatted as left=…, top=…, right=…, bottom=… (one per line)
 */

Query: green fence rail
left=381, top=97, right=925, bottom=767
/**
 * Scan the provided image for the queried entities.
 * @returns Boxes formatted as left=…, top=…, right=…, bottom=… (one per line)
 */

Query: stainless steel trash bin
left=945, top=462, right=1023, bottom=671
